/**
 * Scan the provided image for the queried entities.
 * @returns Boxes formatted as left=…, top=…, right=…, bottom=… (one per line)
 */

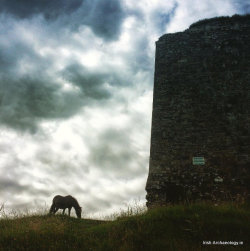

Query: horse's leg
left=62, top=208, right=65, bottom=215
left=54, top=207, right=59, bottom=214
left=68, top=207, right=72, bottom=216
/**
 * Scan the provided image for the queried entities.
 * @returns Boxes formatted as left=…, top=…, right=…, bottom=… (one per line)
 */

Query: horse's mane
left=67, top=195, right=80, bottom=208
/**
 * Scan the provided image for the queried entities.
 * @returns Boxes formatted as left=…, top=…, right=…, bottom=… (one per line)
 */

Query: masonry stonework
left=146, top=15, right=250, bottom=208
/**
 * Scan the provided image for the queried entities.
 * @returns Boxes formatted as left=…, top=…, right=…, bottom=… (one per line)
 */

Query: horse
left=49, top=195, right=82, bottom=218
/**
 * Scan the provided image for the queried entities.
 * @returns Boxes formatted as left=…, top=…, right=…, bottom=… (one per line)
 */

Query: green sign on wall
left=192, top=157, right=205, bottom=165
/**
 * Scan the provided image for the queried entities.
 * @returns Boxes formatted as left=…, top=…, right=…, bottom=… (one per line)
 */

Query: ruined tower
left=146, top=15, right=250, bottom=207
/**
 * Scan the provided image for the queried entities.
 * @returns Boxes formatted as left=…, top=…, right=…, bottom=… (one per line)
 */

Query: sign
left=192, top=157, right=205, bottom=165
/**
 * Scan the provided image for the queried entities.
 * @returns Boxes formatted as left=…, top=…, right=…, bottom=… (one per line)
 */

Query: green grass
left=0, top=203, right=249, bottom=251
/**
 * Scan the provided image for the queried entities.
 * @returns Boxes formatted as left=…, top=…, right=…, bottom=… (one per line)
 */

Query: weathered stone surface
left=146, top=15, right=250, bottom=208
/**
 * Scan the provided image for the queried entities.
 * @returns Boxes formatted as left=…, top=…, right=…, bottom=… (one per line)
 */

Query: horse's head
left=76, top=207, right=82, bottom=219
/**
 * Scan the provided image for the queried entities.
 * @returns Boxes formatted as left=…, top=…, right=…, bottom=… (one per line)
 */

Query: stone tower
left=146, top=15, right=250, bottom=208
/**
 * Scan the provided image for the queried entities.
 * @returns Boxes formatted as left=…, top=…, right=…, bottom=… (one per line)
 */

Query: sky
left=0, top=0, right=249, bottom=218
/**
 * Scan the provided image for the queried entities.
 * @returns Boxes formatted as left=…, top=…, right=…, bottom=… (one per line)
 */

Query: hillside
left=0, top=203, right=249, bottom=250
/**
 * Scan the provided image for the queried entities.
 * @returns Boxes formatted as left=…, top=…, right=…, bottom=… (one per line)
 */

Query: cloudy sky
left=0, top=0, right=249, bottom=218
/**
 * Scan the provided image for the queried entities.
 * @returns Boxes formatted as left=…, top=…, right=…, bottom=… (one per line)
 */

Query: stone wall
left=146, top=15, right=250, bottom=208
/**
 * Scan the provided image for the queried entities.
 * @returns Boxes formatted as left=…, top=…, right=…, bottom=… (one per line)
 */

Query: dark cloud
left=0, top=0, right=83, bottom=20
left=0, top=177, right=49, bottom=197
left=0, top=0, right=125, bottom=40
left=0, top=33, right=52, bottom=78
left=0, top=27, right=131, bottom=133
left=63, top=64, right=112, bottom=100
left=0, top=39, right=116, bottom=132
left=0, top=0, right=127, bottom=133
left=0, top=42, right=34, bottom=76
left=0, top=178, right=29, bottom=192
left=0, top=68, right=115, bottom=132
left=0, top=76, right=82, bottom=132
left=0, top=50, right=13, bottom=71
left=87, top=128, right=146, bottom=178
left=81, top=0, right=125, bottom=40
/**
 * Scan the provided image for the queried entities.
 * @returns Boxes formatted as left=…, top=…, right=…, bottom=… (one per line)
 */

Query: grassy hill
left=0, top=203, right=249, bottom=251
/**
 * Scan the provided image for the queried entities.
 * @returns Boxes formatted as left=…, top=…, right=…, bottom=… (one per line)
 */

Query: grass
left=0, top=202, right=249, bottom=251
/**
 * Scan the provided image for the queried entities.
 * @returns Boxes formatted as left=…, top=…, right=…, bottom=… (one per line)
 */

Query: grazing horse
left=49, top=195, right=82, bottom=218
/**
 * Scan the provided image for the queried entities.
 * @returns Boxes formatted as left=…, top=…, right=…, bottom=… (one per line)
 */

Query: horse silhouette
left=49, top=195, right=82, bottom=218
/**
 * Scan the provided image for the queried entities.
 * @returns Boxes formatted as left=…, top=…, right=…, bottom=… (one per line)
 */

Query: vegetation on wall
left=189, top=14, right=250, bottom=29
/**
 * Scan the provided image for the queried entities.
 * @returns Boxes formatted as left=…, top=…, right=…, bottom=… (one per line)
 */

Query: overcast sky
left=0, top=0, right=249, bottom=218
